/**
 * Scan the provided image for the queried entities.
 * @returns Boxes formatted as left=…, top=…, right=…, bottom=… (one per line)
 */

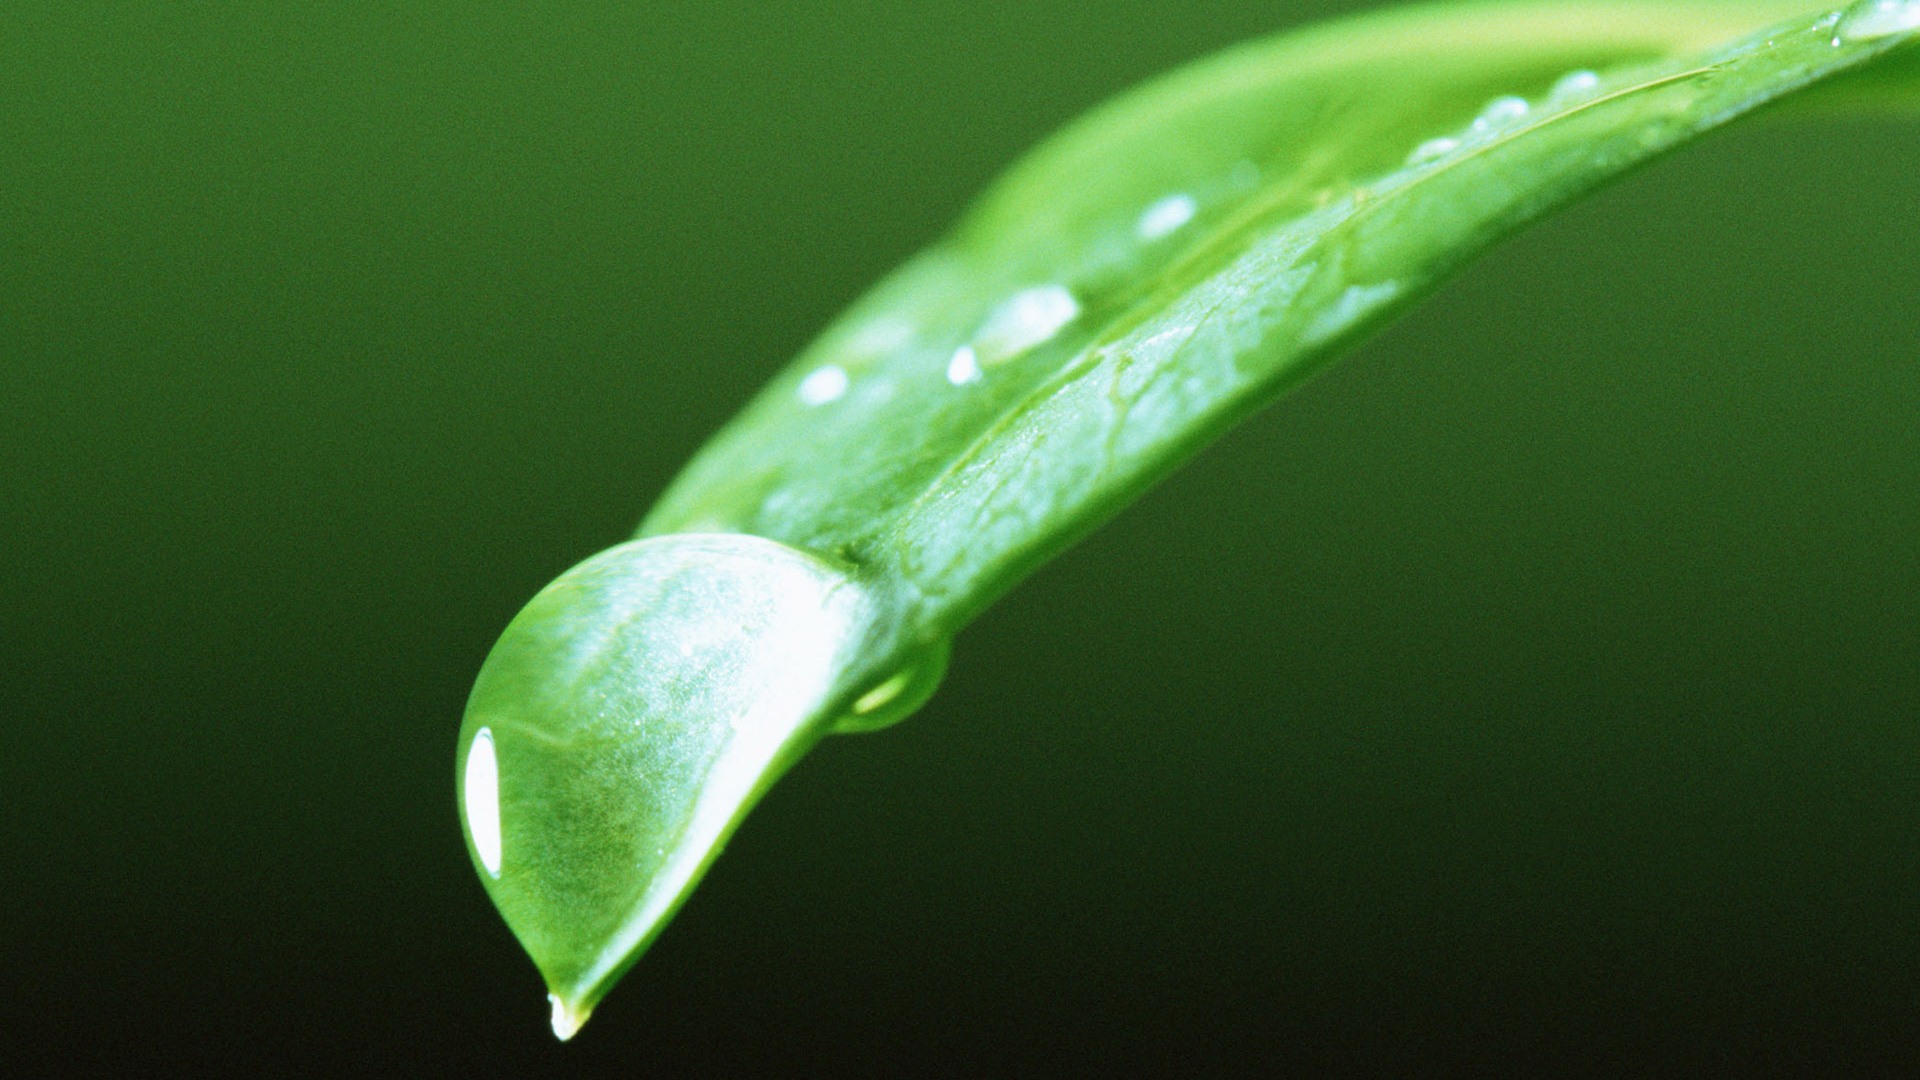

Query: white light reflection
left=464, top=728, right=503, bottom=878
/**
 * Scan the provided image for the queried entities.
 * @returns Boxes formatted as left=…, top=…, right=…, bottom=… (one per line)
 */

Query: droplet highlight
left=852, top=671, right=913, bottom=715
left=464, top=728, right=503, bottom=878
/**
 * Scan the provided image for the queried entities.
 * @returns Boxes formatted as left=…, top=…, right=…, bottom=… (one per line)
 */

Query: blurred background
left=4, top=1, right=1918, bottom=1072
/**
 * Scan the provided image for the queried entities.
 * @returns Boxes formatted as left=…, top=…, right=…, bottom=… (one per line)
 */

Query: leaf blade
left=472, top=0, right=1920, bottom=1035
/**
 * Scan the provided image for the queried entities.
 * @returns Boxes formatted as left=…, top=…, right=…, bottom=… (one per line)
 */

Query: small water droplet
left=1468, top=95, right=1531, bottom=138
left=973, top=285, right=1080, bottom=363
left=1406, top=136, right=1460, bottom=165
left=1136, top=193, right=1198, bottom=240
left=463, top=728, right=502, bottom=878
left=1548, top=69, right=1602, bottom=103
left=796, top=365, right=849, bottom=405
left=832, top=641, right=951, bottom=735
left=1228, top=160, right=1261, bottom=189
left=946, top=345, right=982, bottom=385
left=1838, top=0, right=1920, bottom=39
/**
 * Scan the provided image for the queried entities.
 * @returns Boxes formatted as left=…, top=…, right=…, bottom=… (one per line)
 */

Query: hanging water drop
left=832, top=641, right=951, bottom=734
left=460, top=534, right=876, bottom=1039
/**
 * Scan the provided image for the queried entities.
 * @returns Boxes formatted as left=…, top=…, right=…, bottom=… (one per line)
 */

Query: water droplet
left=1548, top=69, right=1602, bottom=102
left=1228, top=160, right=1261, bottom=189
left=1136, top=193, right=1198, bottom=240
left=946, top=345, right=982, bottom=385
left=973, top=285, right=1080, bottom=363
left=1406, top=136, right=1460, bottom=165
left=462, top=535, right=872, bottom=1034
left=1814, top=9, right=1845, bottom=44
left=796, top=365, right=849, bottom=405
left=1468, top=95, right=1531, bottom=139
left=1838, top=0, right=1920, bottom=39
left=463, top=728, right=503, bottom=878
left=832, top=641, right=951, bottom=735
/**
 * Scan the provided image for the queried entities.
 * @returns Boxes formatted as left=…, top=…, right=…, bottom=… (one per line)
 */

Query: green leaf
left=458, top=0, right=1920, bottom=1037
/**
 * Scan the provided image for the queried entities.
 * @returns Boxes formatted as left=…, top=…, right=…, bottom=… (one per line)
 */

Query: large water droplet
left=1839, top=0, right=1920, bottom=39
left=461, top=534, right=875, bottom=1038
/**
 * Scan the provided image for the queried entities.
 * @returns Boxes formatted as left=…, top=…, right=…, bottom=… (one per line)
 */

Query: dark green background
left=4, top=1, right=1917, bottom=1072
